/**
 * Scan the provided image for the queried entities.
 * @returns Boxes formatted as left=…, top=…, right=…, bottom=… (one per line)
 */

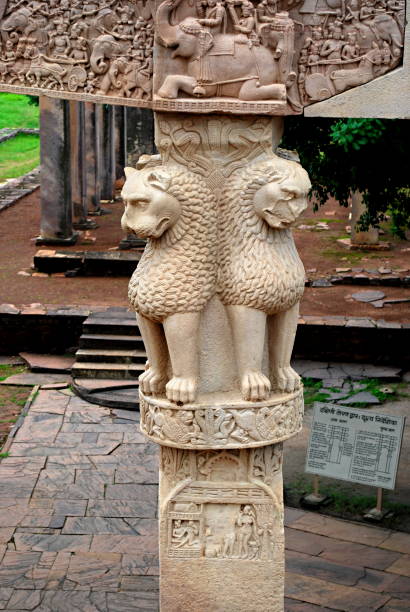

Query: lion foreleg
left=226, top=305, right=271, bottom=402
left=268, top=302, right=301, bottom=394
left=163, top=311, right=201, bottom=404
left=137, top=313, right=169, bottom=396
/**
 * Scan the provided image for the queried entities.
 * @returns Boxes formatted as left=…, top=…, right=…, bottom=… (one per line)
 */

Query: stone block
left=121, top=575, right=159, bottom=591
left=65, top=553, right=122, bottom=590
left=319, top=540, right=401, bottom=571
left=286, top=550, right=364, bottom=586
left=6, top=589, right=42, bottom=610
left=87, top=500, right=157, bottom=520
left=106, top=591, right=158, bottom=611
left=13, top=534, right=92, bottom=554
left=90, top=535, right=158, bottom=554
left=285, top=572, right=389, bottom=611
left=356, top=568, right=400, bottom=593
left=290, top=514, right=390, bottom=547
left=0, top=552, right=42, bottom=589
left=380, top=533, right=410, bottom=555
left=386, top=555, right=410, bottom=578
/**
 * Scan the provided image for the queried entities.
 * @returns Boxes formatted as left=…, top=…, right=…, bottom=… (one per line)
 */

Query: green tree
left=281, top=117, right=410, bottom=237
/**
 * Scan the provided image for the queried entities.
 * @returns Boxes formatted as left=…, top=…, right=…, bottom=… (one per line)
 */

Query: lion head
left=243, top=157, right=312, bottom=230
left=121, top=166, right=182, bottom=239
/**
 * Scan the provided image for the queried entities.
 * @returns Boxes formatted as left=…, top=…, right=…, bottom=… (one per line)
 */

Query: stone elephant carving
left=353, top=13, right=403, bottom=55
left=156, top=0, right=287, bottom=101
left=89, top=34, right=123, bottom=75
left=0, top=7, right=31, bottom=43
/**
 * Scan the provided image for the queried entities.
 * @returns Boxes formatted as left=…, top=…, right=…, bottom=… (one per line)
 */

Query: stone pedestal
left=123, top=112, right=311, bottom=611
left=37, top=96, right=78, bottom=246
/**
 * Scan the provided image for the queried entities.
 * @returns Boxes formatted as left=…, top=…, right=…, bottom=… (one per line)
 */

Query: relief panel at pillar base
left=0, top=0, right=404, bottom=113
left=159, top=444, right=285, bottom=612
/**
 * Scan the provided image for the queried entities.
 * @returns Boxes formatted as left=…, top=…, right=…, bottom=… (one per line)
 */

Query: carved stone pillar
left=37, top=96, right=78, bottom=246
left=124, top=113, right=311, bottom=611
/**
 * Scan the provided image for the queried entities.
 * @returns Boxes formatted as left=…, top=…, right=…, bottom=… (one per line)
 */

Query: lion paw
left=241, top=371, right=271, bottom=402
left=272, top=367, right=301, bottom=393
left=139, top=368, right=168, bottom=396
left=166, top=377, right=197, bottom=404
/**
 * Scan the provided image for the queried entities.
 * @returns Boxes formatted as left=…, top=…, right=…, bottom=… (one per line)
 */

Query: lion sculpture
left=218, top=156, right=311, bottom=401
left=121, top=164, right=217, bottom=404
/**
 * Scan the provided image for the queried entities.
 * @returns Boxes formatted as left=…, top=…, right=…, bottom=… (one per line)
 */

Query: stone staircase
left=72, top=308, right=147, bottom=380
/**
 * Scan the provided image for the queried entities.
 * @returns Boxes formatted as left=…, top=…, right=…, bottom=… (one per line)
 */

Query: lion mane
left=128, top=166, right=217, bottom=322
left=217, top=157, right=309, bottom=314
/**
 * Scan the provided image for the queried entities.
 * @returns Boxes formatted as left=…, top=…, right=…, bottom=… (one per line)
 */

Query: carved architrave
left=0, top=0, right=405, bottom=113
left=154, top=0, right=405, bottom=115
left=140, top=388, right=304, bottom=449
left=0, top=0, right=154, bottom=107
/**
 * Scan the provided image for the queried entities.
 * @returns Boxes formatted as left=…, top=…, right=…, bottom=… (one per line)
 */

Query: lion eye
left=128, top=198, right=149, bottom=208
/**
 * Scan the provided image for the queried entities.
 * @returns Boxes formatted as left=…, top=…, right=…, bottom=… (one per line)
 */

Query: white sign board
left=305, top=403, right=405, bottom=490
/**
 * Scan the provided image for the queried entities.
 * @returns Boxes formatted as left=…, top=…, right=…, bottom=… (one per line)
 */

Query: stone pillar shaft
left=84, top=102, right=101, bottom=214
left=158, top=445, right=284, bottom=612
left=351, top=191, right=379, bottom=245
left=114, top=106, right=126, bottom=181
left=69, top=101, right=87, bottom=225
left=38, top=96, right=77, bottom=245
left=100, top=105, right=116, bottom=202
left=130, top=112, right=310, bottom=611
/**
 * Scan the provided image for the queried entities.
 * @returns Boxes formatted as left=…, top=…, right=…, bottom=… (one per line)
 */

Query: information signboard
left=305, top=403, right=405, bottom=490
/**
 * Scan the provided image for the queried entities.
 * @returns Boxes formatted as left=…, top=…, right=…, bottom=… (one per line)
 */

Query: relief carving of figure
left=122, top=164, right=217, bottom=404
left=218, top=156, right=311, bottom=400
left=172, top=519, right=200, bottom=548
left=236, top=505, right=259, bottom=558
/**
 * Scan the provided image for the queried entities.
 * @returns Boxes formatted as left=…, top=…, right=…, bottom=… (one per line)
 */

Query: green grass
left=302, top=378, right=331, bottom=405
left=0, top=93, right=39, bottom=129
left=0, top=364, right=26, bottom=382
left=0, top=133, right=39, bottom=181
left=301, top=377, right=406, bottom=407
left=288, top=475, right=410, bottom=519
left=0, top=452, right=10, bottom=459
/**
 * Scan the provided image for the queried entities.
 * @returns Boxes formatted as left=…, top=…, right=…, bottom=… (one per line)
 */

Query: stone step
left=72, top=362, right=144, bottom=380
left=83, top=317, right=139, bottom=336
left=79, top=333, right=144, bottom=350
left=75, top=348, right=146, bottom=364
left=34, top=250, right=141, bottom=276
left=88, top=308, right=136, bottom=320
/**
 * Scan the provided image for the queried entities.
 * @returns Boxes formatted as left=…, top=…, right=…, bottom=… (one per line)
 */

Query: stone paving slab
left=0, top=389, right=409, bottom=610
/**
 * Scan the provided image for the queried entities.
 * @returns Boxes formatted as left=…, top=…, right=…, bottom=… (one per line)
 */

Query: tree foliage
left=281, top=117, right=410, bottom=236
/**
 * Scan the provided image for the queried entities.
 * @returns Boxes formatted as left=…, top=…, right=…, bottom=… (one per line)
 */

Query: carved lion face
left=253, top=180, right=308, bottom=229
left=121, top=167, right=181, bottom=239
